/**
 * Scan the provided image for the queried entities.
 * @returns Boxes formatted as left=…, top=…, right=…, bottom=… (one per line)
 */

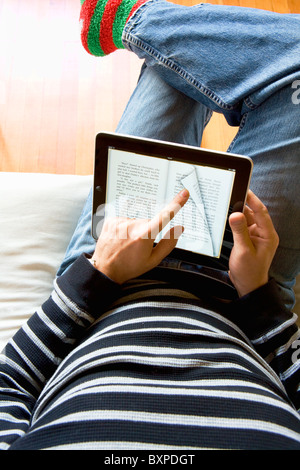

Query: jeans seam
left=123, top=33, right=238, bottom=112
left=243, top=96, right=259, bottom=110
left=123, top=0, right=239, bottom=112
left=226, top=112, right=248, bottom=152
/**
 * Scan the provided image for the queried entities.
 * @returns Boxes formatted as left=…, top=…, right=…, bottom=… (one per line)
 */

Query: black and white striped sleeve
left=0, top=254, right=120, bottom=449
left=227, top=279, right=300, bottom=413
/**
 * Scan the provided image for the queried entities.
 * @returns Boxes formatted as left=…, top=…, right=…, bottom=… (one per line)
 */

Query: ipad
left=92, top=132, right=253, bottom=271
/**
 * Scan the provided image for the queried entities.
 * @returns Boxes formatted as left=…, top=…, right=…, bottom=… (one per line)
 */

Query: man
left=0, top=0, right=299, bottom=450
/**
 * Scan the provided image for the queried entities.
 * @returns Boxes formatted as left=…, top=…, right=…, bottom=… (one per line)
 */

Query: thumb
left=150, top=225, right=184, bottom=267
left=229, top=212, right=252, bottom=249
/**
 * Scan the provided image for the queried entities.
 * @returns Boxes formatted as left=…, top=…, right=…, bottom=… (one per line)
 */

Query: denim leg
left=123, top=0, right=300, bottom=126
left=57, top=66, right=211, bottom=275
left=116, top=65, right=211, bottom=144
left=122, top=1, right=300, bottom=306
left=56, top=188, right=95, bottom=276
left=58, top=2, right=300, bottom=308
left=227, top=84, right=300, bottom=309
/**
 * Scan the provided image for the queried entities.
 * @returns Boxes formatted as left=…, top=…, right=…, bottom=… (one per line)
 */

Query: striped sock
left=80, top=0, right=149, bottom=57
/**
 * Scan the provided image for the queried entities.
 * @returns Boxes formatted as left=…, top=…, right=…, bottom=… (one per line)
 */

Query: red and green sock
left=80, top=0, right=149, bottom=57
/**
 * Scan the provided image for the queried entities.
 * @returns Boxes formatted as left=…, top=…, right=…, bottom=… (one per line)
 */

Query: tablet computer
left=92, top=132, right=253, bottom=271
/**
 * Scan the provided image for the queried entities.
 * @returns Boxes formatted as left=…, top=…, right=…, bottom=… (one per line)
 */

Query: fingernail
left=180, top=189, right=189, bottom=198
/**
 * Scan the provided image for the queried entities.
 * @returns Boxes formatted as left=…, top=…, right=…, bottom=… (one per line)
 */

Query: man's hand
left=228, top=190, right=279, bottom=297
left=91, top=189, right=189, bottom=284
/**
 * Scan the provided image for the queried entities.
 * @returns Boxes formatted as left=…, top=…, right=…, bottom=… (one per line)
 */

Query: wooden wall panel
left=0, top=0, right=298, bottom=175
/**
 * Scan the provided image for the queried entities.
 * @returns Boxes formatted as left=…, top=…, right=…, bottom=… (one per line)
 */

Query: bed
left=0, top=171, right=299, bottom=351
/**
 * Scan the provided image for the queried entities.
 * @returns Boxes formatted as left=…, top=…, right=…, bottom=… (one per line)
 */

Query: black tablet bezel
left=92, top=132, right=253, bottom=270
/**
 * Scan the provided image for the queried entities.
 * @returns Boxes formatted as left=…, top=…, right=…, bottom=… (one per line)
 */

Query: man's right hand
left=90, top=189, right=189, bottom=284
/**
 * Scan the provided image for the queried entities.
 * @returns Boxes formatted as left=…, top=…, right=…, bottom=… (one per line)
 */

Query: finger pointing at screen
left=90, top=189, right=190, bottom=284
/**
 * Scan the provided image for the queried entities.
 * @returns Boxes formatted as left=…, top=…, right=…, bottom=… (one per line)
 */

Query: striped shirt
left=0, top=254, right=300, bottom=450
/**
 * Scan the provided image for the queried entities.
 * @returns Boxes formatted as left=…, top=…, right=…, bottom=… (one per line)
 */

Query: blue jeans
left=58, top=1, right=300, bottom=309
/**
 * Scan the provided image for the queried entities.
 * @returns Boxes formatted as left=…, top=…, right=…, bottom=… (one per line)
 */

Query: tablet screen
left=104, top=147, right=235, bottom=259
left=92, top=133, right=252, bottom=270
